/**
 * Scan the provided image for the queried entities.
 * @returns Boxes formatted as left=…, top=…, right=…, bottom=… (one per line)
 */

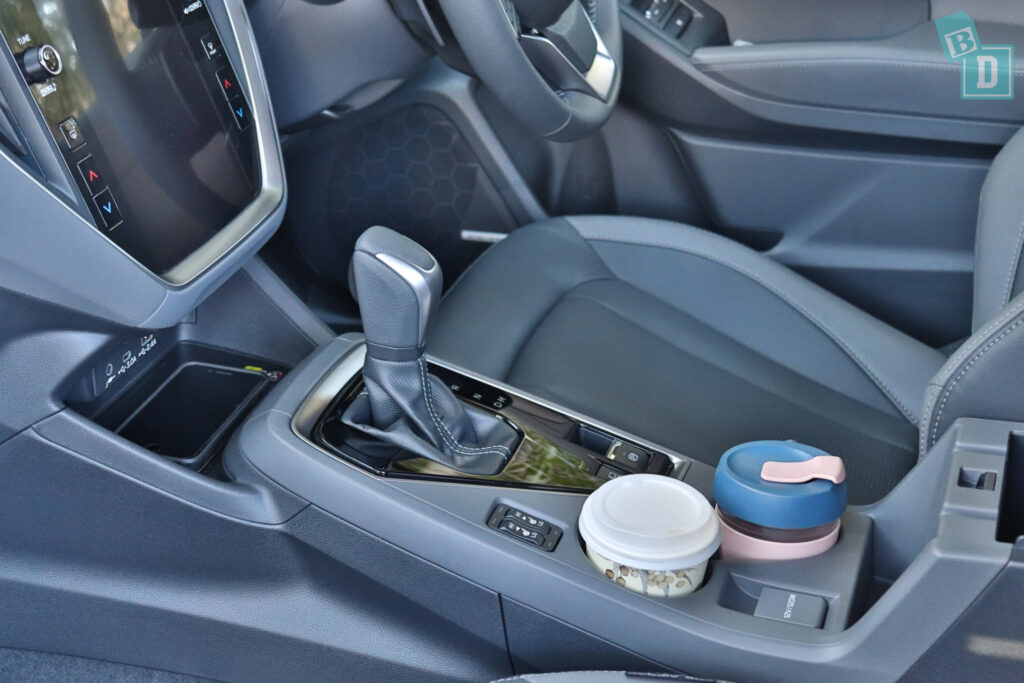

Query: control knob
left=18, top=44, right=63, bottom=84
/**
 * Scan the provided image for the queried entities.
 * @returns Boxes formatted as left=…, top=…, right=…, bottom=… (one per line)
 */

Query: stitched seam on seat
left=929, top=317, right=1024, bottom=449
left=920, top=293, right=1024, bottom=453
left=1001, top=214, right=1024, bottom=308
left=502, top=219, right=619, bottom=381
left=418, top=357, right=511, bottom=457
left=948, top=294, right=1024, bottom=369
left=577, top=232, right=917, bottom=422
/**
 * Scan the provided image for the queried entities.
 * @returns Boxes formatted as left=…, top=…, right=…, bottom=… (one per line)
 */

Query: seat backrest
left=972, top=126, right=1024, bottom=330
left=921, top=126, right=1024, bottom=453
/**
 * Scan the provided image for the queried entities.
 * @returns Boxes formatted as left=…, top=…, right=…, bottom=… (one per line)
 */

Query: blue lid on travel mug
left=712, top=441, right=847, bottom=530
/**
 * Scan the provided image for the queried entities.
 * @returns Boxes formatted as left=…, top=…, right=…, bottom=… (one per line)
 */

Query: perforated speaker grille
left=285, top=105, right=516, bottom=291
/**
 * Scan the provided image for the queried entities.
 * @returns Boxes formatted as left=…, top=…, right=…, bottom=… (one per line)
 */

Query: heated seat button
left=77, top=156, right=104, bottom=194
left=228, top=95, right=250, bottom=130
left=59, top=117, right=84, bottom=150
left=642, top=0, right=673, bottom=25
left=498, top=518, right=546, bottom=547
left=200, top=33, right=221, bottom=60
left=92, top=188, right=123, bottom=230
left=666, top=6, right=693, bottom=37
left=487, top=504, right=562, bottom=551
left=506, top=508, right=552, bottom=535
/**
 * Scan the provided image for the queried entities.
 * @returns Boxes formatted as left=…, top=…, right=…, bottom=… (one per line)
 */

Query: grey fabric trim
left=0, top=647, right=211, bottom=682
left=699, top=59, right=967, bottom=73
left=565, top=216, right=940, bottom=424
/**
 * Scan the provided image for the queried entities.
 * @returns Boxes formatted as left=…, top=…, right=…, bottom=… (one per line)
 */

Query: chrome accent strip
left=519, top=15, right=616, bottom=101
left=375, top=253, right=441, bottom=347
left=163, top=0, right=284, bottom=285
left=460, top=230, right=508, bottom=244
left=292, top=343, right=367, bottom=445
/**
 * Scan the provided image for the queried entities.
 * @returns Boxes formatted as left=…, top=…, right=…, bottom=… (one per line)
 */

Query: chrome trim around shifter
left=292, top=343, right=367, bottom=448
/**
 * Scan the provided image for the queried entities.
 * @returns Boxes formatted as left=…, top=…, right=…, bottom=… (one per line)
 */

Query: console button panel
left=488, top=504, right=562, bottom=551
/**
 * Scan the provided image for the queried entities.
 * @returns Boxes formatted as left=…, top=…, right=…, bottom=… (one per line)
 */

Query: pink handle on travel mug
left=760, top=455, right=846, bottom=485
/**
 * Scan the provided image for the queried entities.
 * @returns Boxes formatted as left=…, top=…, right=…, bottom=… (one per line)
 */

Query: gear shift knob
left=351, top=226, right=443, bottom=361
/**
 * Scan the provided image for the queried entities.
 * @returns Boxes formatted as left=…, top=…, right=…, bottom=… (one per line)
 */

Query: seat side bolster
left=922, top=290, right=1024, bottom=454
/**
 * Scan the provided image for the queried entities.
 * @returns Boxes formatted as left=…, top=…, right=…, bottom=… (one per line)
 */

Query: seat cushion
left=429, top=217, right=946, bottom=503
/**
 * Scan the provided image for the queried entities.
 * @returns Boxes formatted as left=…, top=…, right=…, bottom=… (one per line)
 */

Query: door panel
left=601, top=5, right=1022, bottom=345
left=672, top=130, right=986, bottom=345
left=705, top=0, right=930, bottom=43
left=691, top=22, right=1024, bottom=137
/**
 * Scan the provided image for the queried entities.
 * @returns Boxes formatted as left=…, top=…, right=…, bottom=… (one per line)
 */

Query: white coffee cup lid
left=579, top=474, right=720, bottom=570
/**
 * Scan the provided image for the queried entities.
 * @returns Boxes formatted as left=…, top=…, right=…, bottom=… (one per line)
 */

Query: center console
left=226, top=333, right=1021, bottom=680
left=204, top=225, right=1021, bottom=680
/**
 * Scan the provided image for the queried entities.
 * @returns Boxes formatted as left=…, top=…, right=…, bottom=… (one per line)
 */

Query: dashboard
left=0, top=0, right=284, bottom=328
left=0, top=0, right=261, bottom=277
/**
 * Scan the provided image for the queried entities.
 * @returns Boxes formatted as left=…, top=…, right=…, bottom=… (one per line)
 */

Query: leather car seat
left=430, top=128, right=1024, bottom=504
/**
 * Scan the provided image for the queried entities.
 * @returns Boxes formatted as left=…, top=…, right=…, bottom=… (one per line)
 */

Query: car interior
left=0, top=0, right=1022, bottom=681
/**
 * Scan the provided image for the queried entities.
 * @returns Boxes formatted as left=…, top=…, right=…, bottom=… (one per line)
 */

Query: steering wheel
left=434, top=0, right=622, bottom=142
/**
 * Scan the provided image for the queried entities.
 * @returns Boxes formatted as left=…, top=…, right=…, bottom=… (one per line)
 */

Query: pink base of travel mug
left=717, top=508, right=841, bottom=562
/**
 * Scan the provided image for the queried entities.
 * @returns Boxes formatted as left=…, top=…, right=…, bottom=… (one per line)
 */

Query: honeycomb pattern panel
left=314, top=105, right=515, bottom=286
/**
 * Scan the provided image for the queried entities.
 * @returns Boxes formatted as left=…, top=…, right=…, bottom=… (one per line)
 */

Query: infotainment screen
left=0, top=0, right=260, bottom=277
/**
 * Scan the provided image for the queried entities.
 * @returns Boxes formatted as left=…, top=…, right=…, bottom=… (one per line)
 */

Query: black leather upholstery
left=430, top=217, right=942, bottom=504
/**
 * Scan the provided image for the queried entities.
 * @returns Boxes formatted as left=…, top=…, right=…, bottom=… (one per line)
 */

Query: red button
left=77, top=155, right=105, bottom=194
left=216, top=66, right=237, bottom=100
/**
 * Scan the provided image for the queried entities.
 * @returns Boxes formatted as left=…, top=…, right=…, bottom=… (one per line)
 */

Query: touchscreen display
left=0, top=0, right=260, bottom=276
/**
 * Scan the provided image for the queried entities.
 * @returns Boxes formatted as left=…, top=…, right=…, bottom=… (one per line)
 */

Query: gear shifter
left=342, top=226, right=519, bottom=475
